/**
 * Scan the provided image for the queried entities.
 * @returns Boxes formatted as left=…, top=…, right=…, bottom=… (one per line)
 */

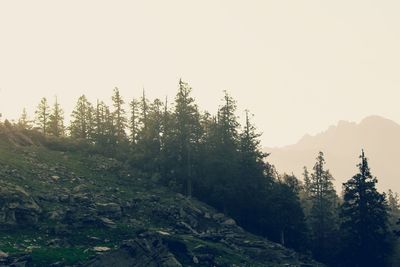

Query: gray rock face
left=85, top=233, right=182, bottom=267
left=95, top=202, right=122, bottom=218
left=0, top=184, right=41, bottom=225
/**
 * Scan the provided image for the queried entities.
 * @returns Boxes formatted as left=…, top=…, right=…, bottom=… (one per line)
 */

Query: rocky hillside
left=0, top=127, right=320, bottom=267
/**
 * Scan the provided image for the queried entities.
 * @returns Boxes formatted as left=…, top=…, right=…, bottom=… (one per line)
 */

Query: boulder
left=85, top=233, right=182, bottom=267
left=99, top=217, right=117, bottom=229
left=212, top=213, right=225, bottom=221
left=0, top=183, right=42, bottom=225
left=51, top=175, right=60, bottom=181
left=222, top=218, right=236, bottom=226
left=96, top=203, right=122, bottom=218
left=93, top=247, right=111, bottom=252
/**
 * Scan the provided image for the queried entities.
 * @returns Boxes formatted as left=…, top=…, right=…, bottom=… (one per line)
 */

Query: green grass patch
left=31, top=247, right=94, bottom=266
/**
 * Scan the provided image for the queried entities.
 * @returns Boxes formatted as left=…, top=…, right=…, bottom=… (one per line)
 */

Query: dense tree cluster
left=4, top=80, right=399, bottom=266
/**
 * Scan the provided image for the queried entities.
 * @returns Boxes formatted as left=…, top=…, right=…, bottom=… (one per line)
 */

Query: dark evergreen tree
left=93, top=100, right=108, bottom=146
left=213, top=91, right=241, bottom=210
left=308, top=151, right=339, bottom=263
left=270, top=176, right=309, bottom=251
left=133, top=98, right=164, bottom=173
left=111, top=87, right=127, bottom=143
left=104, top=103, right=116, bottom=148
left=70, top=95, right=93, bottom=139
left=159, top=96, right=177, bottom=183
left=234, top=110, right=269, bottom=226
left=340, top=150, right=391, bottom=267
left=300, top=166, right=312, bottom=218
left=173, top=79, right=202, bottom=197
left=388, top=189, right=400, bottom=217
left=238, top=110, right=268, bottom=182
left=48, top=97, right=65, bottom=137
left=18, top=108, right=31, bottom=129
left=387, top=190, right=400, bottom=266
left=282, top=173, right=302, bottom=195
left=35, top=97, right=50, bottom=135
left=139, top=89, right=149, bottom=131
left=129, top=98, right=139, bottom=145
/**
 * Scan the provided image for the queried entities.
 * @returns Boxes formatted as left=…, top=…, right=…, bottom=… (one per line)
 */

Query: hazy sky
left=1, top=0, right=400, bottom=147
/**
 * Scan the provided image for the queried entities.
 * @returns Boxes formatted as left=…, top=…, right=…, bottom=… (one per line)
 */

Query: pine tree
left=48, top=97, right=65, bottom=137
left=104, top=103, right=116, bottom=147
left=219, top=90, right=239, bottom=146
left=300, top=166, right=313, bottom=218
left=387, top=190, right=400, bottom=239
left=133, top=98, right=164, bottom=172
left=271, top=176, right=309, bottom=251
left=282, top=173, right=302, bottom=195
left=173, top=79, right=202, bottom=197
left=238, top=110, right=268, bottom=181
left=388, top=189, right=399, bottom=214
left=340, top=150, right=390, bottom=267
left=228, top=110, right=269, bottom=230
left=130, top=90, right=150, bottom=169
left=129, top=98, right=139, bottom=145
left=70, top=95, right=93, bottom=139
left=111, top=87, right=127, bottom=143
left=93, top=100, right=106, bottom=145
left=35, top=97, right=50, bottom=135
left=236, top=110, right=269, bottom=208
left=18, top=108, right=31, bottom=129
left=139, top=89, right=149, bottom=131
left=303, top=166, right=311, bottom=194
left=148, top=99, right=164, bottom=170
left=205, top=91, right=241, bottom=210
left=159, top=96, right=177, bottom=184
left=308, top=151, right=339, bottom=263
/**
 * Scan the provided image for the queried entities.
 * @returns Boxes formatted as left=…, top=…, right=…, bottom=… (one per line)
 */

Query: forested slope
left=0, top=126, right=319, bottom=266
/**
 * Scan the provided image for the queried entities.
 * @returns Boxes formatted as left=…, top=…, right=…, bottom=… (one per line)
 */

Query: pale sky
left=1, top=0, right=400, bottom=147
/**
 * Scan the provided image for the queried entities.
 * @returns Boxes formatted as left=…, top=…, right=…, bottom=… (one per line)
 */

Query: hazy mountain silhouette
left=265, top=115, right=400, bottom=193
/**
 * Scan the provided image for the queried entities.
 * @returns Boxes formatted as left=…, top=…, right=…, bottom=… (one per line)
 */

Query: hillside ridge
left=0, top=126, right=320, bottom=266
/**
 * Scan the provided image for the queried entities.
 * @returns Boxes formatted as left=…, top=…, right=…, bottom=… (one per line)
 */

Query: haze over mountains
left=265, top=115, right=400, bottom=193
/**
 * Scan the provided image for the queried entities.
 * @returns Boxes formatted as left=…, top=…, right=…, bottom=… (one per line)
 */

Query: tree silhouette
left=340, top=150, right=390, bottom=267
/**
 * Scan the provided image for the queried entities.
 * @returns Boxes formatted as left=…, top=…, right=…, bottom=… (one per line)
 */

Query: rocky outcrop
left=0, top=183, right=41, bottom=225
left=95, top=202, right=122, bottom=218
left=85, top=233, right=182, bottom=267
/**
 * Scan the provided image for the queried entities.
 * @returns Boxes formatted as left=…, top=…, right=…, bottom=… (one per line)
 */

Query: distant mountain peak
left=265, top=115, right=400, bottom=193
left=360, top=115, right=397, bottom=126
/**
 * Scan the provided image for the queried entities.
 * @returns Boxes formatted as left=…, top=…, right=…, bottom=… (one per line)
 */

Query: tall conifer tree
left=48, top=97, right=65, bottom=137
left=129, top=98, right=139, bottom=145
left=18, top=108, right=31, bottom=129
left=173, top=79, right=201, bottom=197
left=340, top=150, right=390, bottom=267
left=308, top=151, right=339, bottom=263
left=111, top=87, right=127, bottom=142
left=35, top=97, right=50, bottom=135
left=70, top=95, right=93, bottom=139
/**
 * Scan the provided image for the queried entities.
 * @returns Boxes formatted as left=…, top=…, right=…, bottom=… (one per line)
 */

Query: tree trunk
left=280, top=230, right=285, bottom=246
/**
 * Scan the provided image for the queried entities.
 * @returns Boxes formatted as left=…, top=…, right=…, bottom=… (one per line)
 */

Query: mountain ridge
left=265, top=115, right=400, bottom=193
